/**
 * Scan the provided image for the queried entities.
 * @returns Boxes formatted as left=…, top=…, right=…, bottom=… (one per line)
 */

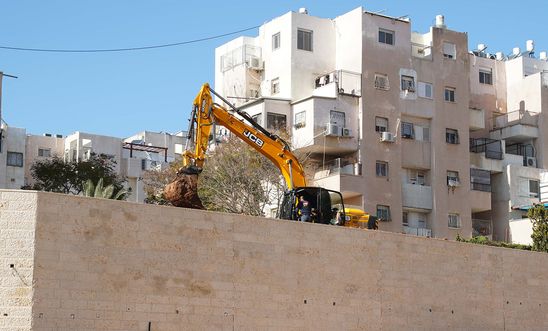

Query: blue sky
left=1, top=1, right=547, bottom=137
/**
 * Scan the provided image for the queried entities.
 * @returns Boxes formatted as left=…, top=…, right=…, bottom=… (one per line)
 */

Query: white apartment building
left=215, top=6, right=548, bottom=242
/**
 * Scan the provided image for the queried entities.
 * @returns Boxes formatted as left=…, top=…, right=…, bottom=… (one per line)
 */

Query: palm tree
left=83, top=178, right=128, bottom=200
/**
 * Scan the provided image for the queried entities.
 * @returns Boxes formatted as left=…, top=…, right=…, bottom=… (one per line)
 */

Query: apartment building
left=1, top=128, right=186, bottom=203
left=215, top=6, right=548, bottom=241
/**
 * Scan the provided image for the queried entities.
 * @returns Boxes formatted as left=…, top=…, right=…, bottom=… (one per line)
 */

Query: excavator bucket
left=163, top=172, right=204, bottom=209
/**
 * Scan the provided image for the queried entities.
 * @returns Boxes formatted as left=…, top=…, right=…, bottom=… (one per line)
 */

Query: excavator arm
left=181, top=83, right=306, bottom=190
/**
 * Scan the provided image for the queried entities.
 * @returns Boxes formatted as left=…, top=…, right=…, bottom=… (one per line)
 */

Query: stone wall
left=1, top=190, right=548, bottom=330
left=0, top=191, right=37, bottom=331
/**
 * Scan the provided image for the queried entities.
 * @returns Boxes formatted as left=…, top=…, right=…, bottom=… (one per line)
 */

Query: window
left=375, top=117, right=388, bottom=133
left=444, top=87, right=455, bottom=102
left=443, top=42, right=456, bottom=59
left=271, top=78, right=280, bottom=94
left=7, top=152, right=23, bottom=167
left=415, top=125, right=430, bottom=142
left=374, top=73, right=389, bottom=90
left=330, top=110, right=346, bottom=127
left=401, top=122, right=414, bottom=139
left=402, top=211, right=409, bottom=226
left=408, top=169, right=426, bottom=185
left=470, top=168, right=491, bottom=192
left=297, top=29, right=313, bottom=51
left=267, top=112, right=286, bottom=130
left=141, top=159, right=147, bottom=171
left=448, top=213, right=461, bottom=228
left=272, top=32, right=281, bottom=50
left=251, top=114, right=263, bottom=126
left=38, top=148, right=51, bottom=157
left=530, top=180, right=540, bottom=198
left=447, top=170, right=460, bottom=186
left=295, top=111, right=306, bottom=129
left=378, top=29, right=394, bottom=45
left=401, top=75, right=415, bottom=92
left=376, top=205, right=391, bottom=221
left=418, top=82, right=433, bottom=99
left=479, top=68, right=493, bottom=85
left=446, top=128, right=459, bottom=144
left=376, top=161, right=388, bottom=178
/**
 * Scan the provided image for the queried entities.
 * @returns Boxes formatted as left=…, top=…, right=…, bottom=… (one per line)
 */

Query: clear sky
left=1, top=1, right=547, bottom=138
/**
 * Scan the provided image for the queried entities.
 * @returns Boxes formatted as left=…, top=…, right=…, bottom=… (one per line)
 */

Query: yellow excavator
left=165, top=83, right=377, bottom=229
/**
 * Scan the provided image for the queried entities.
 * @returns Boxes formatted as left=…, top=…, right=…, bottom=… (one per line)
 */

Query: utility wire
left=0, top=25, right=260, bottom=53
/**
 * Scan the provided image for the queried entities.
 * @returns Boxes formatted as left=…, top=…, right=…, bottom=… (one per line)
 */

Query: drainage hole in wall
left=428, top=309, right=432, bottom=312
left=3, top=314, right=8, bottom=317
left=9, top=264, right=14, bottom=268
left=507, top=301, right=509, bottom=304
left=451, top=310, right=454, bottom=314
left=332, top=302, right=336, bottom=306
left=520, top=302, right=522, bottom=305
left=176, top=310, right=179, bottom=314
left=304, top=300, right=307, bottom=304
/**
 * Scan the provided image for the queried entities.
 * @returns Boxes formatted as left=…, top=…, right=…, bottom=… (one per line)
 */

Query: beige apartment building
left=215, top=7, right=548, bottom=241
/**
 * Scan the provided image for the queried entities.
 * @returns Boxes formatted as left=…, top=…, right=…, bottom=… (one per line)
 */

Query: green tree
left=527, top=204, right=548, bottom=252
left=30, top=153, right=126, bottom=196
left=83, top=178, right=128, bottom=200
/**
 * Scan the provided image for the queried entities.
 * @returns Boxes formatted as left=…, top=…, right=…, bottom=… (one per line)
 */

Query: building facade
left=214, top=7, right=548, bottom=241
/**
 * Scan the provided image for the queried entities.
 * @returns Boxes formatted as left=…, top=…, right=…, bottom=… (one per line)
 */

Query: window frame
left=271, top=78, right=280, bottom=95
left=378, top=29, right=395, bottom=45
left=444, top=87, right=456, bottom=102
left=529, top=179, right=540, bottom=198
left=294, top=111, right=306, bottom=129
left=38, top=148, right=51, bottom=158
left=375, top=116, right=388, bottom=133
left=374, top=73, right=390, bottom=90
left=443, top=42, right=456, bottom=59
left=272, top=32, right=281, bottom=51
left=6, top=151, right=23, bottom=167
left=329, top=110, right=346, bottom=127
left=479, top=68, right=493, bottom=85
left=251, top=113, right=263, bottom=126
left=376, top=205, right=391, bottom=221
left=401, top=75, right=415, bottom=92
left=402, top=211, right=409, bottom=226
left=297, top=28, right=313, bottom=51
left=418, top=81, right=433, bottom=99
left=447, top=170, right=460, bottom=186
left=375, top=161, right=388, bottom=178
left=401, top=122, right=415, bottom=139
left=448, top=213, right=461, bottom=228
left=266, top=112, right=287, bottom=131
left=445, top=128, right=460, bottom=144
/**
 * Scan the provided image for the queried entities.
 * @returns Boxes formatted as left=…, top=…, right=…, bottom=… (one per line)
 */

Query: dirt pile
left=163, top=173, right=204, bottom=209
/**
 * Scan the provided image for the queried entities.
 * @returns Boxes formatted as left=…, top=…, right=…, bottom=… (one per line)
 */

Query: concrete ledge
left=1, top=190, right=548, bottom=330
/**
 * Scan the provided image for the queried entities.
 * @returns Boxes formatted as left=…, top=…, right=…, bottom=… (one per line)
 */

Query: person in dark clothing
left=297, top=196, right=312, bottom=222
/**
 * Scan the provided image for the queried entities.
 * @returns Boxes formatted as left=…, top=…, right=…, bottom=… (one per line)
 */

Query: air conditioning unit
left=247, top=57, right=263, bottom=70
left=526, top=156, right=537, bottom=168
left=342, top=127, right=353, bottom=137
left=326, top=123, right=341, bottom=136
left=380, top=132, right=395, bottom=143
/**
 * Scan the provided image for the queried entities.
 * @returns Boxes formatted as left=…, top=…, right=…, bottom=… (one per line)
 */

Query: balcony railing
left=314, top=70, right=362, bottom=97
left=403, top=226, right=432, bottom=237
left=492, top=109, right=538, bottom=129
left=469, top=138, right=503, bottom=160
left=314, top=158, right=361, bottom=179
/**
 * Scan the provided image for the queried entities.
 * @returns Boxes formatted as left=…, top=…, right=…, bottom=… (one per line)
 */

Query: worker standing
left=297, top=196, right=312, bottom=222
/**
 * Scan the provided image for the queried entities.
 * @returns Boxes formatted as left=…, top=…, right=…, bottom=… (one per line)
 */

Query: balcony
left=313, top=70, right=362, bottom=98
left=490, top=110, right=539, bottom=142
left=401, top=140, right=431, bottom=170
left=469, top=138, right=503, bottom=173
left=313, top=159, right=363, bottom=199
left=469, top=107, right=485, bottom=131
left=472, top=219, right=492, bottom=239
left=403, top=226, right=432, bottom=237
left=402, top=183, right=432, bottom=210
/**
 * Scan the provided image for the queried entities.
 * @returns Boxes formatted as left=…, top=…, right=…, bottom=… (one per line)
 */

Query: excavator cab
left=278, top=187, right=346, bottom=225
